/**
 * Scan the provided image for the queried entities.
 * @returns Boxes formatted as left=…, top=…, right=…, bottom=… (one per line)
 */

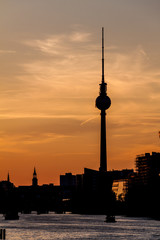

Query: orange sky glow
left=0, top=0, right=160, bottom=186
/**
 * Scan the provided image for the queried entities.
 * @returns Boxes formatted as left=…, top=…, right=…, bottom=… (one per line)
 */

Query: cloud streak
left=0, top=50, right=16, bottom=54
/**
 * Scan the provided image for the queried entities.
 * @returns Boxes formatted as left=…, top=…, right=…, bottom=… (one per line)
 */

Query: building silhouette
left=126, top=152, right=160, bottom=218
left=0, top=169, right=63, bottom=217
left=60, top=173, right=76, bottom=187
left=135, top=152, right=160, bottom=185
left=110, top=169, right=134, bottom=200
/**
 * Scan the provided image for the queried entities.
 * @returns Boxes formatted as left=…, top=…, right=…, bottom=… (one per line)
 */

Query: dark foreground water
left=0, top=213, right=160, bottom=239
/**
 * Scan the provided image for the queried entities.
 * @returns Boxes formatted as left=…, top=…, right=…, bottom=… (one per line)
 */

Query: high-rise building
left=96, top=27, right=111, bottom=172
left=135, top=152, right=160, bottom=185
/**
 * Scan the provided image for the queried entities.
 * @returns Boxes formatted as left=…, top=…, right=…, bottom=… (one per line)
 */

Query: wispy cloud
left=25, top=31, right=92, bottom=56
left=0, top=50, right=16, bottom=54
left=80, top=116, right=98, bottom=126
left=70, top=32, right=91, bottom=42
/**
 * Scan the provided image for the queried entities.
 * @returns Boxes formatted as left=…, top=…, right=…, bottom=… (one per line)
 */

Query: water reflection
left=0, top=213, right=160, bottom=239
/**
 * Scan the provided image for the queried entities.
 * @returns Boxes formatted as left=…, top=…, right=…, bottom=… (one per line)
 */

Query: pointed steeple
left=32, top=167, right=38, bottom=186
left=33, top=167, right=37, bottom=176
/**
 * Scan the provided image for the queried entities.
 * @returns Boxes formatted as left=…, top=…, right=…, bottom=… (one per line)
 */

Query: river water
left=0, top=213, right=160, bottom=239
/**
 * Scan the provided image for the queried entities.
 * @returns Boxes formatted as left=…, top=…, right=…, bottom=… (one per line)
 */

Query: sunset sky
left=0, top=0, right=160, bottom=186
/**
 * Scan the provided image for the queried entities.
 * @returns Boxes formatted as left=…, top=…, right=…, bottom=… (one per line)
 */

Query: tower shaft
left=100, top=109, right=107, bottom=172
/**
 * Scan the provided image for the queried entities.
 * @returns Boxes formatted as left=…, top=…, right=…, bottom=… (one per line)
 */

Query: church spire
left=32, top=167, right=38, bottom=187
left=33, top=167, right=37, bottom=176
left=7, top=172, right=10, bottom=182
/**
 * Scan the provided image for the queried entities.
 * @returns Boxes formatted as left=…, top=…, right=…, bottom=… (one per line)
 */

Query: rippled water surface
left=0, top=213, right=160, bottom=239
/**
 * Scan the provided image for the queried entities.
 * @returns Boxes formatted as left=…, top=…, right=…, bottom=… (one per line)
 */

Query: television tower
left=96, top=28, right=111, bottom=172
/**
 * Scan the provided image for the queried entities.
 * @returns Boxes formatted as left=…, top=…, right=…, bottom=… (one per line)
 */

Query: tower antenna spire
left=96, top=27, right=111, bottom=172
left=102, top=27, right=104, bottom=83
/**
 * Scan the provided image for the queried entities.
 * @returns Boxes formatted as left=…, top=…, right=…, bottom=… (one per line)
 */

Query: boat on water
left=4, top=211, right=19, bottom=220
left=37, top=210, right=49, bottom=215
left=21, top=209, right=31, bottom=214
left=105, top=215, right=116, bottom=222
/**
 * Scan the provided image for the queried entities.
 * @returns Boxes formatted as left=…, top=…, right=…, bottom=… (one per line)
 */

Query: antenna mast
left=102, top=27, right=104, bottom=83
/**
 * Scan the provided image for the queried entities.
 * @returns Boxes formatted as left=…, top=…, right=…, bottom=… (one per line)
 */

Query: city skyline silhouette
left=0, top=1, right=160, bottom=186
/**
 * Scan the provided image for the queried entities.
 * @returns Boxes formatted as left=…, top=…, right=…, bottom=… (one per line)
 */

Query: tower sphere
left=96, top=95, right=111, bottom=110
